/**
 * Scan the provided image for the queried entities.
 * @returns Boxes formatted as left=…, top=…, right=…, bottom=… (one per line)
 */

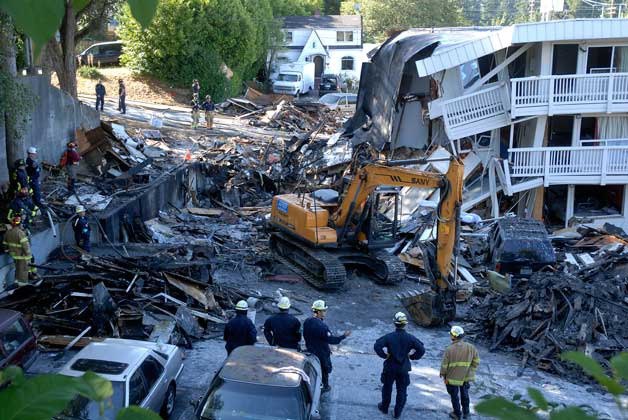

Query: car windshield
left=57, top=381, right=125, bottom=419
left=278, top=74, right=299, bottom=82
left=321, top=76, right=336, bottom=85
left=319, top=94, right=340, bottom=105
left=200, top=379, right=305, bottom=420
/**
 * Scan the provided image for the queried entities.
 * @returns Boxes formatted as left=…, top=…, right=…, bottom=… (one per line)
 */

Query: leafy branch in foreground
left=0, top=367, right=161, bottom=420
left=475, top=351, right=628, bottom=420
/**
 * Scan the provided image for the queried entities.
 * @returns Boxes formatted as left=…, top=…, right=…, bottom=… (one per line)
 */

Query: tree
left=118, top=0, right=285, bottom=101
left=355, top=0, right=465, bottom=42
left=270, top=0, right=322, bottom=16
left=323, top=0, right=341, bottom=14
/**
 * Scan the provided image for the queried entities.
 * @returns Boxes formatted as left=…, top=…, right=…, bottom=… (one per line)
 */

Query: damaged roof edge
left=415, top=18, right=628, bottom=77
left=345, top=33, right=442, bottom=151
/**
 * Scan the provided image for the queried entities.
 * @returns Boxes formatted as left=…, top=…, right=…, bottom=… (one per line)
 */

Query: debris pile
left=467, top=225, right=628, bottom=379
left=0, top=251, right=271, bottom=349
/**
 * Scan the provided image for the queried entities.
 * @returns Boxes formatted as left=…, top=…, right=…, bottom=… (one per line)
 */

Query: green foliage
left=0, top=66, right=37, bottom=141
left=0, top=367, right=166, bottom=420
left=355, top=0, right=465, bottom=42
left=118, top=0, right=286, bottom=101
left=117, top=406, right=163, bottom=420
left=476, top=352, right=628, bottom=420
left=77, top=65, right=104, bottom=79
left=0, top=0, right=159, bottom=57
left=126, top=0, right=159, bottom=28
left=270, top=0, right=322, bottom=16
left=0, top=368, right=112, bottom=420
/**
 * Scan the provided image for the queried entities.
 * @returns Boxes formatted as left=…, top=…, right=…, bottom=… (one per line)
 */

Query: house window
left=337, top=31, right=353, bottom=42
left=312, top=41, right=316, bottom=48
left=285, top=31, right=292, bottom=43
left=341, top=56, right=354, bottom=70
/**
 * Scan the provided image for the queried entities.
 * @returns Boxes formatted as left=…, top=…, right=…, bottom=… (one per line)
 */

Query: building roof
left=414, top=18, right=628, bottom=77
left=282, top=15, right=361, bottom=29
left=220, top=346, right=308, bottom=387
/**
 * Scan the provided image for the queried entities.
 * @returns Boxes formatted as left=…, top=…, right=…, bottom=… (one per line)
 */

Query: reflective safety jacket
left=7, top=196, right=38, bottom=224
left=11, top=168, right=30, bottom=193
left=3, top=226, right=31, bottom=260
left=26, top=157, right=41, bottom=183
left=440, top=340, right=480, bottom=386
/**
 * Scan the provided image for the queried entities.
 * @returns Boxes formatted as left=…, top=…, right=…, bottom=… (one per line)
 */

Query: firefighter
left=72, top=205, right=91, bottom=252
left=201, top=95, right=215, bottom=129
left=374, top=312, right=425, bottom=418
left=303, top=300, right=351, bottom=393
left=10, top=159, right=30, bottom=197
left=3, top=216, right=33, bottom=286
left=118, top=79, right=126, bottom=114
left=223, top=300, right=257, bottom=355
left=7, top=187, right=38, bottom=230
left=190, top=100, right=200, bottom=129
left=95, top=79, right=106, bottom=111
left=263, top=296, right=301, bottom=350
left=26, top=147, right=44, bottom=207
left=440, top=326, right=480, bottom=420
left=60, top=142, right=81, bottom=192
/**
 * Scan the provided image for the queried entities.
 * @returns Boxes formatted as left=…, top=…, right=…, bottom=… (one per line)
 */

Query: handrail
left=512, top=72, right=628, bottom=82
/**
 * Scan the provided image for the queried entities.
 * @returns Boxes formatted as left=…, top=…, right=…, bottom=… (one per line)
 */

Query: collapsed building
left=346, top=18, right=628, bottom=231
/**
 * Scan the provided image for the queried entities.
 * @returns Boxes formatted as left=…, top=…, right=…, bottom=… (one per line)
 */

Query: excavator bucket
left=397, top=289, right=456, bottom=327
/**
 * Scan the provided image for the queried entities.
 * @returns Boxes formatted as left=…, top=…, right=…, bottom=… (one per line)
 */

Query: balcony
left=441, top=83, right=511, bottom=140
left=508, top=141, right=628, bottom=186
left=511, top=73, right=628, bottom=118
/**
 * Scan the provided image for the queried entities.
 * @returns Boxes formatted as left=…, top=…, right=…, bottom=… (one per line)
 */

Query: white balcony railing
left=511, top=73, right=628, bottom=117
left=508, top=144, right=628, bottom=185
left=441, top=83, right=511, bottom=139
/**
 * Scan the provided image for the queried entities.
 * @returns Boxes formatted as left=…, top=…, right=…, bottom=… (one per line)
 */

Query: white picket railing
left=511, top=73, right=628, bottom=117
left=441, top=83, right=510, bottom=139
left=508, top=144, right=628, bottom=185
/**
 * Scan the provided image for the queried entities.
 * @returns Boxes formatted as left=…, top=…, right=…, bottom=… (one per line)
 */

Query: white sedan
left=318, top=93, right=357, bottom=113
left=59, top=338, right=184, bottom=419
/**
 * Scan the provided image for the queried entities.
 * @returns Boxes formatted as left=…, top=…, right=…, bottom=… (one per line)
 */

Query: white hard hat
left=235, top=300, right=249, bottom=311
left=394, top=312, right=408, bottom=325
left=76, top=205, right=86, bottom=213
left=312, top=300, right=328, bottom=311
left=28, top=147, right=37, bottom=154
left=450, top=326, right=465, bottom=338
left=278, top=296, right=291, bottom=310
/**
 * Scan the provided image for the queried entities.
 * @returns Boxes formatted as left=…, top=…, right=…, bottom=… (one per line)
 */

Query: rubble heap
left=0, top=250, right=272, bottom=349
left=469, top=249, right=628, bottom=378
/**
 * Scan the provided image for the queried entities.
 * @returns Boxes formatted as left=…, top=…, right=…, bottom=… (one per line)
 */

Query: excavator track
left=371, top=251, right=407, bottom=285
left=269, top=233, right=347, bottom=290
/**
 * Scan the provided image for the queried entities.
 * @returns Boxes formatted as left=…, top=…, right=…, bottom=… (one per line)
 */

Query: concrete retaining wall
left=17, top=74, right=100, bottom=168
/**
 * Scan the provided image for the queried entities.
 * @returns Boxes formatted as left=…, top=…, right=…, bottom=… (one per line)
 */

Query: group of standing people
left=94, top=79, right=126, bottom=114
left=190, top=79, right=215, bottom=130
left=223, top=298, right=479, bottom=419
left=3, top=147, right=44, bottom=285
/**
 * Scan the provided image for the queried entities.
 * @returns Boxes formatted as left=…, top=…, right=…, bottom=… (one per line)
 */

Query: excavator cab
left=365, top=188, right=400, bottom=249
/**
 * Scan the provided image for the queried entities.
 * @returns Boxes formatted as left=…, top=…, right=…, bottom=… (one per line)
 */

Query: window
left=337, top=31, right=353, bottom=42
left=285, top=31, right=292, bottom=43
left=460, top=60, right=481, bottom=89
left=312, top=41, right=316, bottom=48
left=1, top=320, right=32, bottom=356
left=140, top=356, right=165, bottom=391
left=128, top=369, right=148, bottom=406
left=341, top=56, right=354, bottom=70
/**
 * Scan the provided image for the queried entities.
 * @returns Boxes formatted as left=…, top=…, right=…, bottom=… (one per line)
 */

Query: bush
left=117, top=0, right=278, bottom=102
left=77, top=66, right=104, bottom=80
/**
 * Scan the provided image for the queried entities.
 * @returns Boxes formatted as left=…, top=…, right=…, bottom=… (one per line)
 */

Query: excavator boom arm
left=330, top=164, right=444, bottom=228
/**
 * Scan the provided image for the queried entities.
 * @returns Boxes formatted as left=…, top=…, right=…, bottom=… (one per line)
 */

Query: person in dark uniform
left=223, top=300, right=257, bottom=355
left=303, top=300, right=351, bottom=393
left=118, top=79, right=126, bottom=114
left=72, top=205, right=91, bottom=252
left=26, top=147, right=43, bottom=207
left=192, top=79, right=200, bottom=101
left=263, top=297, right=301, bottom=350
left=7, top=187, right=38, bottom=230
left=95, top=79, right=106, bottom=111
left=374, top=312, right=425, bottom=418
left=10, top=159, right=30, bottom=197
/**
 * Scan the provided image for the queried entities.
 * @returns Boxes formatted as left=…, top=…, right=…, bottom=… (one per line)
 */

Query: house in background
left=348, top=19, right=628, bottom=230
left=270, top=15, right=366, bottom=85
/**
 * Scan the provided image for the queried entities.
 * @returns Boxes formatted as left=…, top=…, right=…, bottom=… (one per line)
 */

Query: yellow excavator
left=269, top=156, right=464, bottom=326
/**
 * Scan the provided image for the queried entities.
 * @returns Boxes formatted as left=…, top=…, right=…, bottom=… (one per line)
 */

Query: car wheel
left=160, top=383, right=176, bottom=419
